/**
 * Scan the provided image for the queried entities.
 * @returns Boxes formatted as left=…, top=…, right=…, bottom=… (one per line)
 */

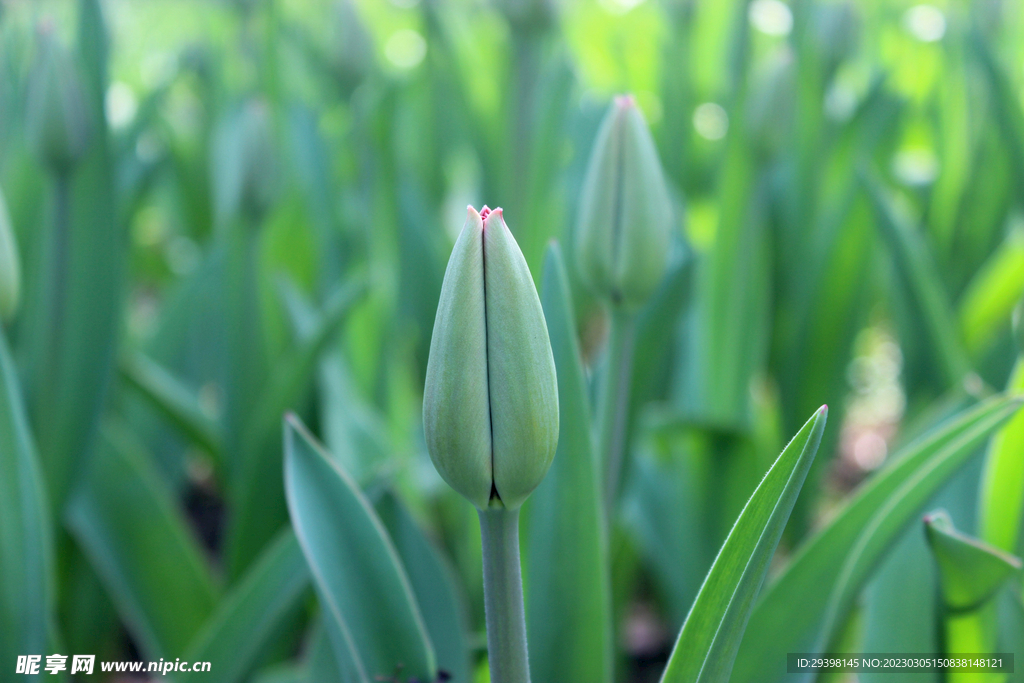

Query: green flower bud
left=26, top=22, right=90, bottom=176
left=746, top=49, right=795, bottom=156
left=0, top=187, right=19, bottom=322
left=214, top=98, right=279, bottom=224
left=576, top=95, right=673, bottom=310
left=424, top=206, right=559, bottom=510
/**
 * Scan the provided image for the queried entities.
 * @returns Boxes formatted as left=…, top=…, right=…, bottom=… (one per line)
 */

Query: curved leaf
left=178, top=531, right=309, bottom=683
left=283, top=415, right=435, bottom=683
left=374, top=489, right=470, bottom=683
left=0, top=330, right=54, bottom=677
left=925, top=510, right=1021, bottom=610
left=66, top=424, right=220, bottom=659
left=732, top=394, right=1022, bottom=683
left=525, top=242, right=613, bottom=683
left=660, top=405, right=827, bottom=683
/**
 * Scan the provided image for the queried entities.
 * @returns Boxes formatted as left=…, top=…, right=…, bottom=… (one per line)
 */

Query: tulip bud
left=331, top=0, right=374, bottom=92
left=214, top=98, right=278, bottom=224
left=26, top=22, right=90, bottom=176
left=576, top=95, right=673, bottom=310
left=424, top=206, right=559, bottom=510
left=0, top=187, right=20, bottom=322
left=1013, top=294, right=1024, bottom=354
left=746, top=49, right=795, bottom=156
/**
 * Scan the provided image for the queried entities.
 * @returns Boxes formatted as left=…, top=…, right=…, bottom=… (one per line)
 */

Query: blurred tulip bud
left=494, top=0, right=558, bottom=30
left=424, top=206, right=559, bottom=510
left=26, top=21, right=90, bottom=175
left=812, top=1, right=860, bottom=75
left=214, top=98, right=278, bottom=224
left=332, top=0, right=373, bottom=92
left=0, top=187, right=20, bottom=322
left=746, top=49, right=795, bottom=156
left=576, top=95, right=673, bottom=310
left=1013, top=294, right=1023, bottom=354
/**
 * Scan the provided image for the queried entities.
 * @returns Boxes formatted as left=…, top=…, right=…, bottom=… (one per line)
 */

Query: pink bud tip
left=479, top=205, right=492, bottom=220
left=615, top=94, right=636, bottom=109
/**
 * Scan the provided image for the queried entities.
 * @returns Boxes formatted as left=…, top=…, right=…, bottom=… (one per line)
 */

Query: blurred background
left=2, top=0, right=1024, bottom=681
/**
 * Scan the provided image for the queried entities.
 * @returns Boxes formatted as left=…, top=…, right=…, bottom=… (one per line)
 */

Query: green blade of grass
left=178, top=530, right=309, bottom=683
left=0, top=329, right=55, bottom=673
left=283, top=414, right=435, bottom=683
left=66, top=423, right=220, bottom=659
left=525, top=242, right=613, bottom=683
left=660, top=405, right=827, bottom=683
left=732, top=394, right=1023, bottom=683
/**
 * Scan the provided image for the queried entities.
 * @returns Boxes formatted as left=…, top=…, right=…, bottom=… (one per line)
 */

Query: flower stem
left=479, top=506, right=531, bottom=683
left=598, top=308, right=636, bottom=509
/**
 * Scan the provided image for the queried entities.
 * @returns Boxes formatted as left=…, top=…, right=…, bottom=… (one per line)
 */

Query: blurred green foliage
left=2, top=0, right=1024, bottom=681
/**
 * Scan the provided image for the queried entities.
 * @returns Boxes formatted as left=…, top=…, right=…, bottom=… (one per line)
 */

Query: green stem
left=479, top=507, right=531, bottom=683
left=598, top=308, right=636, bottom=508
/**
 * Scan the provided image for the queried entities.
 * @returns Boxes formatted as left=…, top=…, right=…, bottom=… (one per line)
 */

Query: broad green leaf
left=925, top=510, right=1022, bottom=610
left=374, top=490, right=470, bottom=683
left=660, top=405, right=827, bottom=683
left=66, top=424, right=220, bottom=658
left=283, top=415, right=435, bottom=682
left=0, top=329, right=54, bottom=677
left=524, top=243, right=612, bottom=683
left=732, top=395, right=1022, bottom=683
left=119, top=351, right=223, bottom=462
left=178, top=530, right=309, bottom=683
left=861, top=169, right=970, bottom=386
left=958, top=231, right=1024, bottom=359
left=818, top=399, right=1023, bottom=647
left=979, top=359, right=1024, bottom=554
left=226, top=277, right=365, bottom=576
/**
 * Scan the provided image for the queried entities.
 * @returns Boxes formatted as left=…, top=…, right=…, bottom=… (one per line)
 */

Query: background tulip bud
left=576, top=95, right=673, bottom=310
left=26, top=22, right=90, bottom=176
left=214, top=98, right=279, bottom=224
left=0, top=187, right=19, bottom=323
left=424, top=206, right=559, bottom=510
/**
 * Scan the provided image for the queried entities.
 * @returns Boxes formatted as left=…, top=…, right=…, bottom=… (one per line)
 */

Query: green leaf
left=818, top=397, right=1023, bottom=647
left=524, top=242, right=613, bottom=683
left=178, top=530, right=310, bottom=683
left=861, top=168, right=970, bottom=386
left=66, top=424, right=220, bottom=658
left=979, top=359, right=1024, bottom=554
left=0, top=329, right=54, bottom=675
left=226, top=277, right=365, bottom=576
left=374, top=489, right=470, bottom=683
left=283, top=414, right=435, bottom=682
left=732, top=394, right=1023, bottom=683
left=119, top=351, right=223, bottom=462
left=660, top=405, right=827, bottom=683
left=958, top=231, right=1024, bottom=359
left=924, top=510, right=1022, bottom=610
